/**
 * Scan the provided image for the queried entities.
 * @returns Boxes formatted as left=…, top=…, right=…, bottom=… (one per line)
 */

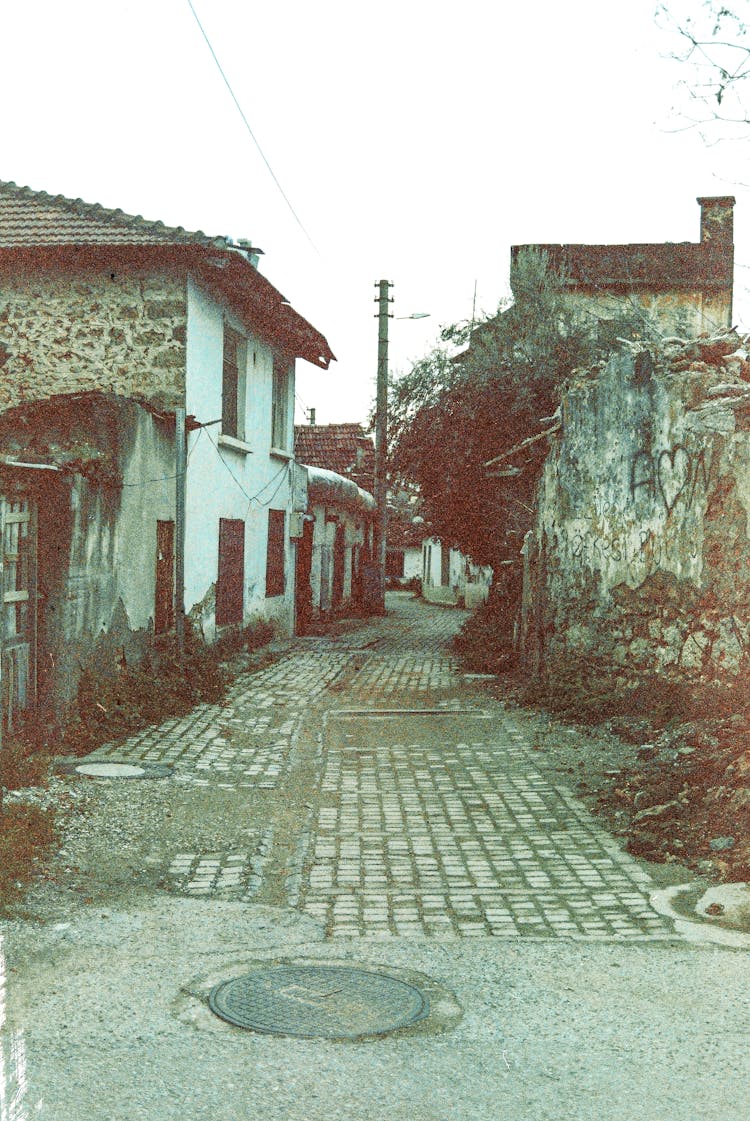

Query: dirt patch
left=486, top=669, right=750, bottom=885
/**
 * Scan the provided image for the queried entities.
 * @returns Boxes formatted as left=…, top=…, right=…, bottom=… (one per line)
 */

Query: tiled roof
left=0, top=179, right=228, bottom=248
left=0, top=179, right=335, bottom=369
left=295, top=423, right=375, bottom=493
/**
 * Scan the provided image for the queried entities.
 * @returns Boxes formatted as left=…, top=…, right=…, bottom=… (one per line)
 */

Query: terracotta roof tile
left=295, top=423, right=374, bottom=493
left=0, top=179, right=226, bottom=248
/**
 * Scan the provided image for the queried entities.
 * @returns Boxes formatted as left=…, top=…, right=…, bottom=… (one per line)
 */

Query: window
left=266, top=509, right=286, bottom=597
left=216, top=518, right=245, bottom=626
left=222, top=326, right=246, bottom=440
left=271, top=358, right=290, bottom=450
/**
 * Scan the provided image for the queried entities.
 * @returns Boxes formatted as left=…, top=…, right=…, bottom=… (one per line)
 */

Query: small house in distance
left=293, top=422, right=375, bottom=628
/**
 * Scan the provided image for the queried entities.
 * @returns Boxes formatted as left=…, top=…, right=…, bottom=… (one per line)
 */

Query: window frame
left=271, top=357, right=291, bottom=451
left=222, top=324, right=247, bottom=442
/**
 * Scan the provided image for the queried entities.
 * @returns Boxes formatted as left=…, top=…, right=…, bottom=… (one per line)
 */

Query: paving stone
left=77, top=593, right=676, bottom=938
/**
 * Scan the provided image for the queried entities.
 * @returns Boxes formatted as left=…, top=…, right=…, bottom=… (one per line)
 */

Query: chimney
left=309, top=407, right=316, bottom=426
left=234, top=239, right=265, bottom=268
left=698, top=196, right=735, bottom=250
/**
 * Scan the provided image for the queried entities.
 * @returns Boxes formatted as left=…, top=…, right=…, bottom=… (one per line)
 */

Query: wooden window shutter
left=266, top=509, right=286, bottom=597
left=216, top=518, right=245, bottom=626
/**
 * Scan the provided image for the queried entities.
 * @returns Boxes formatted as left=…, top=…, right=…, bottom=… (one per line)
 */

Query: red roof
left=0, top=179, right=335, bottom=369
left=295, top=423, right=375, bottom=493
left=0, top=179, right=226, bottom=248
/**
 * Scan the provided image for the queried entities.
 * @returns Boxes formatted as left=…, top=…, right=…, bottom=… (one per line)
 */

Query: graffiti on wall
left=556, top=443, right=711, bottom=581
left=569, top=524, right=699, bottom=580
left=630, top=444, right=711, bottom=516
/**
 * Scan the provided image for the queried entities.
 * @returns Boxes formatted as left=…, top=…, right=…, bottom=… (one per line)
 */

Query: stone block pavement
left=82, top=592, right=676, bottom=941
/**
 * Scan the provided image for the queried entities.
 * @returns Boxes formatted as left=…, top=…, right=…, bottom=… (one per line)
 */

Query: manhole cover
left=75, top=762, right=147, bottom=778
left=56, top=758, right=172, bottom=779
left=208, top=964, right=429, bottom=1039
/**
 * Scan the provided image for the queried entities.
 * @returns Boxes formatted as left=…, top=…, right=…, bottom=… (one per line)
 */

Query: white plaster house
left=292, top=424, right=375, bottom=627
left=421, top=537, right=492, bottom=608
left=0, top=179, right=334, bottom=722
left=295, top=466, right=375, bottom=627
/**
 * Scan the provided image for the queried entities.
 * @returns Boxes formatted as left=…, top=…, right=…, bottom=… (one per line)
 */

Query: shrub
left=0, top=715, right=51, bottom=790
left=453, top=569, right=521, bottom=673
left=59, top=618, right=276, bottom=757
left=453, top=591, right=518, bottom=673
left=0, top=802, right=57, bottom=902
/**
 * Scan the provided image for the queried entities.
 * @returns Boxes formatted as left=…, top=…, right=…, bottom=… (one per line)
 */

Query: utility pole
left=372, top=278, right=393, bottom=615
left=175, top=407, right=187, bottom=659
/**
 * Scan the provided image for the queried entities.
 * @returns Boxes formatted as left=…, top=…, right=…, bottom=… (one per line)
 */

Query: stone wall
left=563, top=287, right=732, bottom=341
left=523, top=335, right=750, bottom=684
left=0, top=261, right=187, bottom=411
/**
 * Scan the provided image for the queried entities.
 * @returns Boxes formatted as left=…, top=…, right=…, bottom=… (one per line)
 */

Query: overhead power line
left=185, top=0, right=319, bottom=254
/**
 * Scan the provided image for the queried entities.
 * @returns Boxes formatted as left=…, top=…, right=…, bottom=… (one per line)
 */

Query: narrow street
left=2, top=593, right=750, bottom=1120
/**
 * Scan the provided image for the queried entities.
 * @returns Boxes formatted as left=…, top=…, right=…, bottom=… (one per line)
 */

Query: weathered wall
left=562, top=288, right=732, bottom=339
left=523, top=336, right=750, bottom=683
left=0, top=396, right=176, bottom=712
left=307, top=505, right=369, bottom=617
left=0, top=262, right=187, bottom=411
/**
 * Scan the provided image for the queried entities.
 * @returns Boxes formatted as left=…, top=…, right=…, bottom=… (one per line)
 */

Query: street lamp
left=371, top=280, right=429, bottom=615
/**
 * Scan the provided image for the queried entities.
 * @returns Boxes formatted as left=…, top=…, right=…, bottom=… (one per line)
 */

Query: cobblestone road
left=84, top=593, right=675, bottom=941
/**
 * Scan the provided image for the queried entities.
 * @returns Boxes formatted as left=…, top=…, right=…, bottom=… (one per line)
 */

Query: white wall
left=403, top=547, right=422, bottom=582
left=40, top=402, right=177, bottom=708
left=421, top=536, right=492, bottom=606
left=184, top=276, right=296, bottom=639
left=307, top=502, right=368, bottom=614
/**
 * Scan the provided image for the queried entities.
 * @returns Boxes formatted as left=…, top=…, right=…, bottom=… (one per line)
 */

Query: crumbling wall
left=0, top=395, right=176, bottom=714
left=0, top=262, right=187, bottom=411
left=562, top=287, right=731, bottom=340
left=524, top=334, right=750, bottom=684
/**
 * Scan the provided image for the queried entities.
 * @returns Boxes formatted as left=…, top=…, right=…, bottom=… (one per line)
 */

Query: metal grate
left=208, top=964, right=429, bottom=1039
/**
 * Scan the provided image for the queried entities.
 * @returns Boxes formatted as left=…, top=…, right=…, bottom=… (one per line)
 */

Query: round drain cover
left=75, top=762, right=147, bottom=778
left=208, top=964, right=429, bottom=1039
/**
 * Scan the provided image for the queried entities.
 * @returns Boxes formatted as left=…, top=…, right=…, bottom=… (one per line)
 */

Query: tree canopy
left=658, top=2, right=750, bottom=139
left=388, top=250, right=650, bottom=573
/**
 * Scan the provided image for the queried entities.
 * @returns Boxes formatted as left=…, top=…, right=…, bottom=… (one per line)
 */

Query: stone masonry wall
left=0, top=261, right=187, bottom=411
left=523, top=335, right=750, bottom=684
left=563, top=287, right=732, bottom=340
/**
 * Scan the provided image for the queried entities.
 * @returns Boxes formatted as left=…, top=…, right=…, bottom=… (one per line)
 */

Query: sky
left=1, top=0, right=748, bottom=426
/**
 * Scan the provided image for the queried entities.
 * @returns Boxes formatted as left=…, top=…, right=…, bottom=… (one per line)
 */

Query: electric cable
left=185, top=0, right=319, bottom=254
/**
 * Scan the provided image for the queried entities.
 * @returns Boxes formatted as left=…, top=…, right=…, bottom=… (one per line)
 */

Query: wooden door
left=1, top=496, right=37, bottom=730
left=332, top=523, right=345, bottom=608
